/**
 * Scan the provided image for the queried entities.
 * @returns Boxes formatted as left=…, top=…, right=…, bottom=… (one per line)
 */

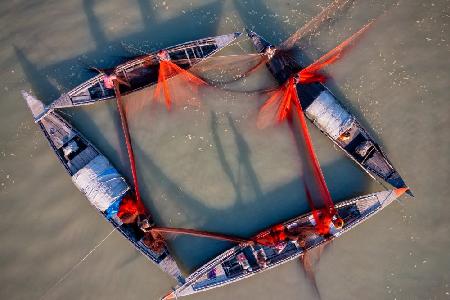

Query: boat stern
left=359, top=144, right=412, bottom=196
left=160, top=290, right=176, bottom=300
left=386, top=171, right=413, bottom=196
left=379, top=187, right=409, bottom=208
left=21, top=90, right=44, bottom=118
left=21, top=90, right=50, bottom=122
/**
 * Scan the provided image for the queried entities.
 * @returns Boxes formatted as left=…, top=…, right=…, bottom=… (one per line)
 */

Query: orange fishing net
left=256, top=77, right=337, bottom=234
left=153, top=50, right=206, bottom=111
left=190, top=53, right=267, bottom=85
left=299, top=20, right=374, bottom=79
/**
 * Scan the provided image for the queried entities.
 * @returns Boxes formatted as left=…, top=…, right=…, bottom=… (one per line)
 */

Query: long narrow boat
left=33, top=32, right=241, bottom=122
left=247, top=31, right=410, bottom=194
left=22, top=91, right=186, bottom=284
left=162, top=188, right=407, bottom=299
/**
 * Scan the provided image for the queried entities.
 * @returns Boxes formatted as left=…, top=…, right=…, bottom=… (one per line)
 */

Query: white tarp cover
left=72, top=155, right=129, bottom=212
left=305, top=90, right=354, bottom=139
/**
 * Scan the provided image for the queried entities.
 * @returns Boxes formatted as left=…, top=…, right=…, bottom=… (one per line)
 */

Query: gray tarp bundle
left=72, top=155, right=129, bottom=212
left=305, top=90, right=354, bottom=140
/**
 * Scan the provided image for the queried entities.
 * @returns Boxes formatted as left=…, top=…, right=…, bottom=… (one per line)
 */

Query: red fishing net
left=117, top=193, right=147, bottom=223
left=152, top=50, right=206, bottom=111
left=255, top=77, right=337, bottom=234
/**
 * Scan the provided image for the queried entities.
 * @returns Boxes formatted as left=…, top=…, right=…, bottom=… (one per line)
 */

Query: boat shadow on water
left=210, top=113, right=265, bottom=204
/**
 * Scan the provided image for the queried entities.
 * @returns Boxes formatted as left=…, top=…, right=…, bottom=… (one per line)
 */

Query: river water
left=1, top=0, right=449, bottom=299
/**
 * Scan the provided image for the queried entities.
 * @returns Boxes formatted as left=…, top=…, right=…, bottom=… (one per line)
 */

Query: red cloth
left=117, top=194, right=147, bottom=221
left=312, top=209, right=333, bottom=235
left=254, top=224, right=287, bottom=246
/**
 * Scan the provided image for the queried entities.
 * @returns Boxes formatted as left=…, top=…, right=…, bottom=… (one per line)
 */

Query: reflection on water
left=1, top=0, right=449, bottom=299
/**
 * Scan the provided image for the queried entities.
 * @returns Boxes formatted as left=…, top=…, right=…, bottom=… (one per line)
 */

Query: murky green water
left=1, top=0, right=449, bottom=299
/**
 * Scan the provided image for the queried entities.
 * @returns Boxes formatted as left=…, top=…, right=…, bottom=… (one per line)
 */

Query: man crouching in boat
left=115, top=193, right=166, bottom=254
left=139, top=219, right=166, bottom=254
left=311, top=210, right=344, bottom=236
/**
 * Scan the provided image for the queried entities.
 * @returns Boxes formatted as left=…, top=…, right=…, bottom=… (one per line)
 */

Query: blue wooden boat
left=162, top=188, right=407, bottom=299
left=23, top=91, right=185, bottom=284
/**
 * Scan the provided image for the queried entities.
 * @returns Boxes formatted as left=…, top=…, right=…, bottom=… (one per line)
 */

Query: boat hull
left=246, top=31, right=409, bottom=193
left=22, top=91, right=185, bottom=284
left=35, top=33, right=241, bottom=121
left=165, top=189, right=406, bottom=298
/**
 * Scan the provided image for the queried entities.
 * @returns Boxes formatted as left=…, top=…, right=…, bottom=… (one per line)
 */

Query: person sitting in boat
left=275, top=214, right=343, bottom=246
left=255, top=224, right=308, bottom=247
left=284, top=227, right=311, bottom=249
left=103, top=74, right=117, bottom=89
left=99, top=69, right=130, bottom=89
left=255, top=248, right=268, bottom=268
left=157, top=49, right=171, bottom=62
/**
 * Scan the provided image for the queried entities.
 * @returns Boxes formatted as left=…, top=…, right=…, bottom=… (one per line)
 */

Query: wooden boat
left=33, top=32, right=241, bottom=122
left=247, top=30, right=410, bottom=195
left=162, top=188, right=407, bottom=299
left=22, top=91, right=186, bottom=284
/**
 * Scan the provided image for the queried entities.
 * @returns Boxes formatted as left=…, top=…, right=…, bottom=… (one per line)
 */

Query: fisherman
left=332, top=215, right=344, bottom=229
left=338, top=130, right=352, bottom=142
left=101, top=70, right=130, bottom=89
left=103, top=74, right=117, bottom=89
left=157, top=49, right=171, bottom=62
left=255, top=213, right=344, bottom=248
left=255, top=248, right=268, bottom=268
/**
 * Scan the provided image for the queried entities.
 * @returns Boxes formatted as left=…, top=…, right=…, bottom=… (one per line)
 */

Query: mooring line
left=39, top=228, right=116, bottom=300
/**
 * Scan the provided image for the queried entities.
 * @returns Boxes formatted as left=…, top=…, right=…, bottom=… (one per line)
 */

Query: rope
left=150, top=227, right=255, bottom=245
left=39, top=228, right=116, bottom=300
